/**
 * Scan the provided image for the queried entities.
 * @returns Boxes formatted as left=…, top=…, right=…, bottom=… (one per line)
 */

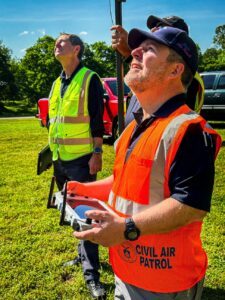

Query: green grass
left=0, top=100, right=37, bottom=117
left=0, top=118, right=224, bottom=300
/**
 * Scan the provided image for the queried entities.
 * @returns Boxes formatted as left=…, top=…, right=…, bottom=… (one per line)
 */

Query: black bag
left=37, top=145, right=53, bottom=175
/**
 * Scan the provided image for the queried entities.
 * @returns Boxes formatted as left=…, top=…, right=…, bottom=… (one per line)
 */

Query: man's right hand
left=111, top=25, right=131, bottom=58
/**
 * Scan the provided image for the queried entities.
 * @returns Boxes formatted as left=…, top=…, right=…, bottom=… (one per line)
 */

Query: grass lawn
left=0, top=118, right=224, bottom=300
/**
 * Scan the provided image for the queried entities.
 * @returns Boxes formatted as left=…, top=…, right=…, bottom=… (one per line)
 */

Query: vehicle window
left=106, top=80, right=130, bottom=96
left=217, top=75, right=225, bottom=89
left=201, top=75, right=216, bottom=89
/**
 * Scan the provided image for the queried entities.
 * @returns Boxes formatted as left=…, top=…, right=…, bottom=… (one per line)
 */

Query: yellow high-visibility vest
left=49, top=67, right=95, bottom=161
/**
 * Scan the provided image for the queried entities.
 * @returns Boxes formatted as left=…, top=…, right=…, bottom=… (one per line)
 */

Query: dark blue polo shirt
left=127, top=94, right=215, bottom=212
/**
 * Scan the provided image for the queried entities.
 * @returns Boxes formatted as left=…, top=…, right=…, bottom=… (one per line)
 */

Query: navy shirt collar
left=60, top=62, right=83, bottom=83
left=133, top=93, right=187, bottom=125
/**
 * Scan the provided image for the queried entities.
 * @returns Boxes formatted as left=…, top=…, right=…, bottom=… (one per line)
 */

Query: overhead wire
left=108, top=0, right=115, bottom=25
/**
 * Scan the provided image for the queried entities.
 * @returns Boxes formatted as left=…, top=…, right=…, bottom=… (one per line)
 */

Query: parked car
left=36, top=78, right=130, bottom=142
left=200, top=71, right=225, bottom=120
left=36, top=98, right=49, bottom=127
left=102, top=77, right=130, bottom=141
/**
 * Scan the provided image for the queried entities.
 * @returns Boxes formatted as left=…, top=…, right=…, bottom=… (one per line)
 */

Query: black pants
left=53, top=155, right=100, bottom=283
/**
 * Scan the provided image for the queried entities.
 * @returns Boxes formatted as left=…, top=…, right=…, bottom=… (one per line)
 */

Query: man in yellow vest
left=48, top=33, right=105, bottom=299
left=111, top=15, right=204, bottom=126
left=66, top=27, right=221, bottom=299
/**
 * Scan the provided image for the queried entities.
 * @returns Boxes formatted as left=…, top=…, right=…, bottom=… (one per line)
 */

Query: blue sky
left=0, top=0, right=225, bottom=59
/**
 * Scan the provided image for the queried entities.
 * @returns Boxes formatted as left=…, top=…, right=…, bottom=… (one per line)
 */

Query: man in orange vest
left=66, top=27, right=221, bottom=299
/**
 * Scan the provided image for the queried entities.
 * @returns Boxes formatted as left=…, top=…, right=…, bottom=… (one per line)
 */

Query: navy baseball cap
left=147, top=15, right=189, bottom=35
left=128, top=27, right=198, bottom=75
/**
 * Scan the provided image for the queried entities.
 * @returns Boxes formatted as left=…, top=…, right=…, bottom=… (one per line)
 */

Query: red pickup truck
left=36, top=77, right=130, bottom=142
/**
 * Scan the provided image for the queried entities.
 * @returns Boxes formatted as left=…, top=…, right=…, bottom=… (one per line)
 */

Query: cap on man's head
left=147, top=15, right=189, bottom=35
left=128, top=27, right=198, bottom=75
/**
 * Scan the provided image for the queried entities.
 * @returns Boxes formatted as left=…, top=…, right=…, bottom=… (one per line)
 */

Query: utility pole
left=115, top=0, right=126, bottom=135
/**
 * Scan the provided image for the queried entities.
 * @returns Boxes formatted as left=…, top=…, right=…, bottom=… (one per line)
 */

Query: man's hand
left=73, top=210, right=125, bottom=247
left=111, top=25, right=131, bottom=58
left=89, top=153, right=102, bottom=175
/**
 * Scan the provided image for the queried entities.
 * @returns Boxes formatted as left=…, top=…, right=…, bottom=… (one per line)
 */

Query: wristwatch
left=124, top=218, right=140, bottom=241
left=93, top=147, right=103, bottom=154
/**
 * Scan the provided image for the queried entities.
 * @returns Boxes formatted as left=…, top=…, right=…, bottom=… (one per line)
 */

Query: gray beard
left=124, top=71, right=150, bottom=94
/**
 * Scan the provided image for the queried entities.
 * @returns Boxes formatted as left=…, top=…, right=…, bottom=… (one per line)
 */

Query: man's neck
left=137, top=85, right=185, bottom=120
left=61, top=59, right=80, bottom=79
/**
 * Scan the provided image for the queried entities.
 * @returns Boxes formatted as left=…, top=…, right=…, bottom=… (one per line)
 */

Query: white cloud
left=18, top=29, right=46, bottom=38
left=37, top=29, right=46, bottom=36
left=79, top=31, right=88, bottom=36
left=19, top=31, right=29, bottom=36
left=20, top=48, right=27, bottom=53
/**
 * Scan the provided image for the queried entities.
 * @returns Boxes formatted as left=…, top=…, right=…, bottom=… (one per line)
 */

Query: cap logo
left=158, top=26, right=168, bottom=31
left=177, top=42, right=192, bottom=58
left=166, top=16, right=174, bottom=20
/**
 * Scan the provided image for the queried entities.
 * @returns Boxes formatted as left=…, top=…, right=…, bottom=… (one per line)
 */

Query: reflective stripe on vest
left=49, top=115, right=90, bottom=124
left=48, top=67, right=94, bottom=161
left=108, top=103, right=222, bottom=293
left=52, top=137, right=93, bottom=145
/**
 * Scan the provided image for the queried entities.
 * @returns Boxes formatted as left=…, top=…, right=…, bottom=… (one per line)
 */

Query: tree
left=196, top=44, right=204, bottom=72
left=0, top=41, right=17, bottom=108
left=199, top=24, right=225, bottom=71
left=83, top=41, right=129, bottom=80
left=200, top=47, right=225, bottom=71
left=10, top=58, right=33, bottom=103
left=199, top=48, right=221, bottom=71
left=19, top=35, right=61, bottom=105
left=83, top=41, right=117, bottom=77
left=213, top=25, right=225, bottom=50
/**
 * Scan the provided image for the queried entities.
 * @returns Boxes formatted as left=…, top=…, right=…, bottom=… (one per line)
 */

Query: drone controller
left=47, top=176, right=113, bottom=231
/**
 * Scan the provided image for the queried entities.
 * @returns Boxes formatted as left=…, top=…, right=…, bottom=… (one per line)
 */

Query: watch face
left=93, top=147, right=103, bottom=154
left=128, top=230, right=138, bottom=241
left=125, top=218, right=140, bottom=241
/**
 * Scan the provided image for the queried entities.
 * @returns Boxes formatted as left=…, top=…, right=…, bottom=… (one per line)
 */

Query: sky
left=0, top=0, right=225, bottom=59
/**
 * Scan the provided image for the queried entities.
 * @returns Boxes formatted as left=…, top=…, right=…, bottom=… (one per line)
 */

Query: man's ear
left=74, top=45, right=81, bottom=56
left=169, top=63, right=184, bottom=78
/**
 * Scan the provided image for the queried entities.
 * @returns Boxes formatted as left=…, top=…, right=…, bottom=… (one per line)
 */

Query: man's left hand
left=73, top=210, right=125, bottom=247
left=89, top=153, right=102, bottom=175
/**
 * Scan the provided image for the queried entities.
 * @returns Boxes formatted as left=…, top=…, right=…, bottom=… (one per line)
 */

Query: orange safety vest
left=108, top=104, right=221, bottom=293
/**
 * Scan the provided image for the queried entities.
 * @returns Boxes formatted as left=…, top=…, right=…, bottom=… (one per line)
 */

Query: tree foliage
left=213, top=25, right=225, bottom=50
left=199, top=48, right=224, bottom=71
left=83, top=41, right=117, bottom=77
left=0, top=41, right=17, bottom=106
left=199, top=24, right=225, bottom=71
left=18, top=35, right=61, bottom=105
